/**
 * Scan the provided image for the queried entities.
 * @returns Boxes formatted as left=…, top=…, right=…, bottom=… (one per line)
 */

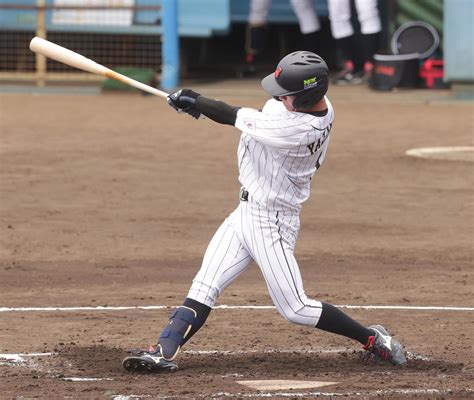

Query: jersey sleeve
left=234, top=99, right=326, bottom=149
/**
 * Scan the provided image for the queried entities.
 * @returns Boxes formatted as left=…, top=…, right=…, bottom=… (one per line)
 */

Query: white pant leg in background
left=355, top=0, right=381, bottom=34
left=290, top=0, right=320, bottom=34
left=250, top=0, right=320, bottom=33
left=327, top=0, right=352, bottom=39
left=249, top=0, right=272, bottom=25
left=328, top=0, right=381, bottom=39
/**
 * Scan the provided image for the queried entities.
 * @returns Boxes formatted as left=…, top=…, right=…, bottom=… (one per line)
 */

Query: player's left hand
left=167, top=89, right=201, bottom=119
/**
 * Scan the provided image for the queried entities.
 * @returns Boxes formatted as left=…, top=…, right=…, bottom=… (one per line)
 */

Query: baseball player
left=122, top=51, right=406, bottom=373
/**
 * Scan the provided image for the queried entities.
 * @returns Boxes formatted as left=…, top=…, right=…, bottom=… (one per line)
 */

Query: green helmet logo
left=303, top=77, right=318, bottom=89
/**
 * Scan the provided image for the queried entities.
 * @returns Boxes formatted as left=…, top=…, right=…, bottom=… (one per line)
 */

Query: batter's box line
left=114, top=388, right=474, bottom=399
left=183, top=349, right=431, bottom=361
left=0, top=304, right=473, bottom=313
left=0, top=353, right=115, bottom=382
left=0, top=352, right=56, bottom=372
left=0, top=352, right=54, bottom=363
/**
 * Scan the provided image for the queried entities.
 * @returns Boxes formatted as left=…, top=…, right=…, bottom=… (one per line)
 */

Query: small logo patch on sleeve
left=244, top=120, right=256, bottom=130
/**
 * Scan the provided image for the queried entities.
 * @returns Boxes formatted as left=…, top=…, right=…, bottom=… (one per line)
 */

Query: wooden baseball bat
left=29, top=37, right=169, bottom=98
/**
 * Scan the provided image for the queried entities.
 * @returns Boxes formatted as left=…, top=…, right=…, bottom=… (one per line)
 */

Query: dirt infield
left=1, top=83, right=473, bottom=399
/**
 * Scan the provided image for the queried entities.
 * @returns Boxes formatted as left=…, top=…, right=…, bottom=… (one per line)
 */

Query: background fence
left=0, top=0, right=174, bottom=87
left=2, top=0, right=470, bottom=88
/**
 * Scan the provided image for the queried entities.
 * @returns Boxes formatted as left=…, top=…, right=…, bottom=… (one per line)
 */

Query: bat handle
left=104, top=70, right=169, bottom=98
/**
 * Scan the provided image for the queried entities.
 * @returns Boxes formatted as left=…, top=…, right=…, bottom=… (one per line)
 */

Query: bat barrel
left=29, top=37, right=108, bottom=76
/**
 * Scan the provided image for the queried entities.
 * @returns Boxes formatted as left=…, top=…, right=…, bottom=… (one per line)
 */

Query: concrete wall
left=444, top=0, right=474, bottom=82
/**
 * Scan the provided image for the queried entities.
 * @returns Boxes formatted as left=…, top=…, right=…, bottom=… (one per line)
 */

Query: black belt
left=239, top=187, right=249, bottom=202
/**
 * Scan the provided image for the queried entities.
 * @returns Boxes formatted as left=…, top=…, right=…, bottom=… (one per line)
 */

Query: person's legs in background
left=290, top=0, right=322, bottom=54
left=327, top=0, right=365, bottom=84
left=355, top=0, right=381, bottom=78
left=243, top=0, right=272, bottom=75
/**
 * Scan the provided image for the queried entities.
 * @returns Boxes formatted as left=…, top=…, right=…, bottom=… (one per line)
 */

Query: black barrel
left=370, top=53, right=420, bottom=91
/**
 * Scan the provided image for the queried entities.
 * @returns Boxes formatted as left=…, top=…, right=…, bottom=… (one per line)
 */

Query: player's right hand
left=167, top=89, right=202, bottom=119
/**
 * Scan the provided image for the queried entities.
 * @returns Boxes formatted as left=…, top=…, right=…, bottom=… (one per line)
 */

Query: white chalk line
left=406, top=146, right=474, bottom=155
left=211, top=388, right=474, bottom=398
left=405, top=146, right=474, bottom=162
left=183, top=349, right=431, bottom=361
left=61, top=377, right=113, bottom=382
left=184, top=349, right=347, bottom=355
left=1, top=304, right=473, bottom=313
left=114, top=388, right=474, bottom=399
left=0, top=353, right=114, bottom=381
left=0, top=352, right=54, bottom=363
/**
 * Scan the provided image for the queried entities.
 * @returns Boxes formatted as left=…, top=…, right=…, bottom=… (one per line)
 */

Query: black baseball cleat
left=332, top=69, right=365, bottom=85
left=362, top=325, right=407, bottom=366
left=122, top=345, right=178, bottom=373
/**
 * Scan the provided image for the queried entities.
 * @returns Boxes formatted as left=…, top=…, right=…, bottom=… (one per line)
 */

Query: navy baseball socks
left=122, top=298, right=211, bottom=373
left=316, top=302, right=407, bottom=366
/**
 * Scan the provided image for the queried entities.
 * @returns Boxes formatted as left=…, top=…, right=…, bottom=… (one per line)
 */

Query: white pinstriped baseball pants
left=187, top=200, right=323, bottom=326
left=249, top=0, right=321, bottom=34
left=328, top=0, right=381, bottom=39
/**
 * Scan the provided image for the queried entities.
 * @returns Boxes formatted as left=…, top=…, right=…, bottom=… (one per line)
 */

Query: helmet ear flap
left=293, top=89, right=326, bottom=110
left=292, top=74, right=329, bottom=110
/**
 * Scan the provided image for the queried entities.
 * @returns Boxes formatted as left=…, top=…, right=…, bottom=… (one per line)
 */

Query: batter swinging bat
left=29, top=37, right=169, bottom=98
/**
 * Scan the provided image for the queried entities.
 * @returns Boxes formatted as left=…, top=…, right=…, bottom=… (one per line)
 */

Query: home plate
left=236, top=380, right=338, bottom=391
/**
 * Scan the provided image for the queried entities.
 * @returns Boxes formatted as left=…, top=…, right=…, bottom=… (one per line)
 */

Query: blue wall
left=0, top=0, right=230, bottom=37
left=444, top=0, right=474, bottom=82
left=230, top=0, right=329, bottom=23
left=1, top=1, right=329, bottom=35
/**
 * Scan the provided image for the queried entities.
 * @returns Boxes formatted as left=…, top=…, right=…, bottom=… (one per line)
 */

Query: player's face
left=279, top=95, right=296, bottom=111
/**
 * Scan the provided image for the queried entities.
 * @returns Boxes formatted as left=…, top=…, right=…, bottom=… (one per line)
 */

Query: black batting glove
left=167, top=88, right=200, bottom=109
left=167, top=89, right=201, bottom=119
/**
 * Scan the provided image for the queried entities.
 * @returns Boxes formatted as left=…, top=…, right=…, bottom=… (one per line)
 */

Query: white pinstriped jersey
left=234, top=97, right=334, bottom=213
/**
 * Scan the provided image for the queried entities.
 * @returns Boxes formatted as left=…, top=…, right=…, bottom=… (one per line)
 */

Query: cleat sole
left=122, top=356, right=178, bottom=373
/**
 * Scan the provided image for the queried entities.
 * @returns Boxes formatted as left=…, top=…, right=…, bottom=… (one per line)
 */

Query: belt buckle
left=239, top=187, right=249, bottom=202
